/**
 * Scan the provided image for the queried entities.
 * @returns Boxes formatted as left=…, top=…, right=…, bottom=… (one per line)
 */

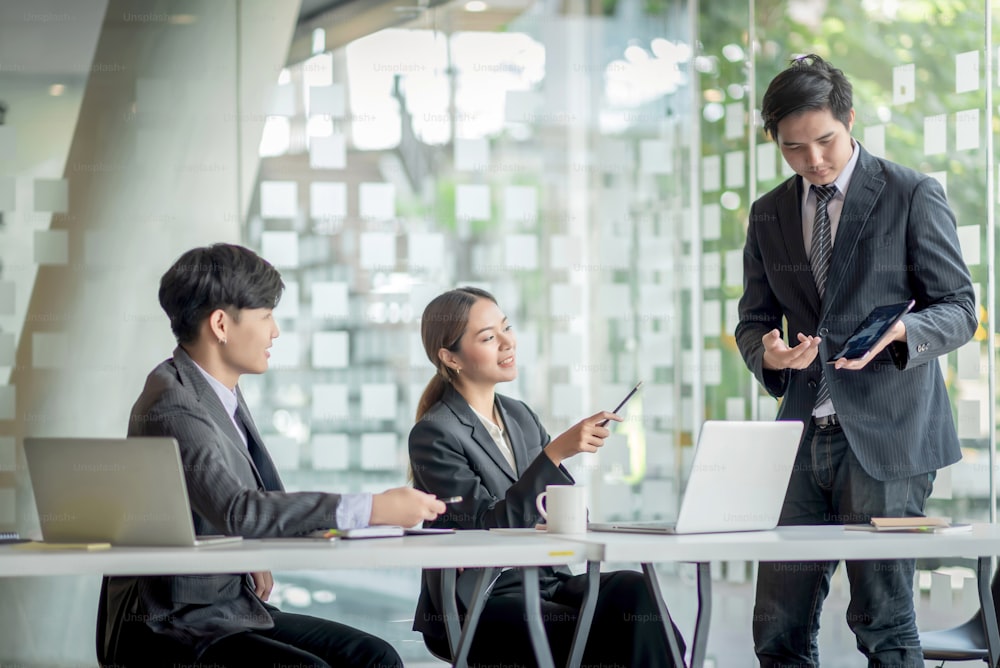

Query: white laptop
left=589, top=420, right=804, bottom=535
left=24, top=437, right=242, bottom=547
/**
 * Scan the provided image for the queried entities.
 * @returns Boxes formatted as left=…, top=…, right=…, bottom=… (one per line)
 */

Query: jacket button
left=819, top=327, right=829, bottom=336
left=808, top=380, right=817, bottom=389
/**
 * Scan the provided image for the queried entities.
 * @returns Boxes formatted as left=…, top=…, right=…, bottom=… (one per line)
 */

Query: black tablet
left=828, top=300, right=915, bottom=362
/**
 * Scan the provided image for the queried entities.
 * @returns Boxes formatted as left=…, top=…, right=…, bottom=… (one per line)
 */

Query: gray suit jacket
left=103, top=347, right=343, bottom=660
left=736, top=145, right=976, bottom=481
left=408, top=385, right=574, bottom=638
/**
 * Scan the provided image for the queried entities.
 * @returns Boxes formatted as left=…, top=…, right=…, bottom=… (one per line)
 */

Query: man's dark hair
left=761, top=53, right=853, bottom=140
left=159, top=243, right=284, bottom=344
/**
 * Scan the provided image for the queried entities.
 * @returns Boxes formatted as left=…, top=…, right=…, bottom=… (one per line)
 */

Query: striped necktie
left=811, top=183, right=838, bottom=407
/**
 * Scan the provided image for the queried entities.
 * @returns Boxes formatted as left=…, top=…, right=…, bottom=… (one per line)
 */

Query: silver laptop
left=589, top=420, right=804, bottom=535
left=24, top=437, right=242, bottom=547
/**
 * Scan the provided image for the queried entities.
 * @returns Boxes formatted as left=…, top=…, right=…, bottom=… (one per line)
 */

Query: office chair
left=919, top=561, right=1000, bottom=665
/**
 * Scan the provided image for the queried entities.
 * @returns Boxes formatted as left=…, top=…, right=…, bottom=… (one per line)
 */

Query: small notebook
left=845, top=517, right=972, bottom=534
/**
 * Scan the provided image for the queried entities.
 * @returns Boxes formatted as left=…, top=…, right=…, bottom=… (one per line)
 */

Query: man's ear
left=207, top=308, right=228, bottom=343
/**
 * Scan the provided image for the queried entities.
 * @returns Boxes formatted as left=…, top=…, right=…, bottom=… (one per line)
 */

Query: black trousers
left=426, top=569, right=685, bottom=668
left=113, top=609, right=402, bottom=668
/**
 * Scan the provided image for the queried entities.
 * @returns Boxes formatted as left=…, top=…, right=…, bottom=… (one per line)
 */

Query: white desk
left=0, top=531, right=589, bottom=668
left=565, top=524, right=1000, bottom=667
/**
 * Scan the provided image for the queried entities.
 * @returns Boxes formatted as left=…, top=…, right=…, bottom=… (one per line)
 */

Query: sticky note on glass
left=725, top=150, right=745, bottom=189
left=0, top=177, right=14, bottom=211
left=408, top=232, right=444, bottom=269
left=360, top=433, right=398, bottom=470
left=957, top=225, right=981, bottom=266
left=504, top=186, right=537, bottom=225
left=360, top=232, right=395, bottom=269
left=261, top=231, right=299, bottom=268
left=455, top=184, right=490, bottom=220
left=310, top=182, right=347, bottom=219
left=268, top=332, right=300, bottom=369
left=702, top=155, right=721, bottom=192
left=0, top=386, right=14, bottom=421
left=311, top=282, right=349, bottom=318
left=361, top=384, right=397, bottom=420
left=505, top=234, right=538, bottom=270
left=0, top=332, right=13, bottom=366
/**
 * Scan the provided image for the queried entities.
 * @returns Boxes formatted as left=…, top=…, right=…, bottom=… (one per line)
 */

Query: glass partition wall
left=238, top=1, right=999, bottom=663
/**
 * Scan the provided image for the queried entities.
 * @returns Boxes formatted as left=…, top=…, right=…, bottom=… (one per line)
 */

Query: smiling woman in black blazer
left=408, top=286, right=683, bottom=668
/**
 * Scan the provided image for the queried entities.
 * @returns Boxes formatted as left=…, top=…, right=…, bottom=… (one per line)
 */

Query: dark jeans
left=114, top=609, right=402, bottom=668
left=425, top=569, right=685, bottom=668
left=753, top=421, right=934, bottom=668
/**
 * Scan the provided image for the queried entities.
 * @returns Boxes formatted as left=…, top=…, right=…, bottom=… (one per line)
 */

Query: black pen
left=597, top=381, right=643, bottom=427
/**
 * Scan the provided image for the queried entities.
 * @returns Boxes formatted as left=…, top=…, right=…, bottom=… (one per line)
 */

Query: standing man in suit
left=103, top=243, right=445, bottom=668
left=736, top=54, right=976, bottom=666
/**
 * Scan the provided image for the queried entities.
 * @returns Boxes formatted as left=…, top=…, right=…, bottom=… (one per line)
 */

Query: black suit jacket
left=102, top=347, right=344, bottom=660
left=408, top=385, right=574, bottom=638
left=736, top=145, right=976, bottom=481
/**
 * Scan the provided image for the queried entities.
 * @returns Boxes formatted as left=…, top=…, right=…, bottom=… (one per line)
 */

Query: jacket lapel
left=443, top=386, right=518, bottom=482
left=172, top=347, right=266, bottom=488
left=777, top=176, right=821, bottom=318
left=496, top=398, right=529, bottom=476
left=822, top=147, right=883, bottom=313
left=236, top=389, right=284, bottom=492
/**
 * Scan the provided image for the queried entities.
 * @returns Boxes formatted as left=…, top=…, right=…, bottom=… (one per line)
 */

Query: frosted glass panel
left=260, top=181, right=297, bottom=218
left=268, top=332, right=300, bottom=369
left=0, top=437, right=14, bottom=472
left=505, top=235, right=538, bottom=270
left=360, top=232, right=396, bottom=269
left=312, top=384, right=349, bottom=421
left=312, top=331, right=349, bottom=368
left=454, top=137, right=490, bottom=171
left=313, top=434, right=349, bottom=470
left=310, top=182, right=347, bottom=218
left=309, top=134, right=346, bottom=169
left=359, top=182, right=395, bottom=220
left=0, top=386, right=14, bottom=421
left=0, top=332, right=13, bottom=366
left=32, top=332, right=68, bottom=369
left=408, top=233, right=445, bottom=269
left=34, top=230, right=69, bottom=265
left=309, top=84, right=346, bottom=117
left=360, top=433, right=398, bottom=470
left=261, top=231, right=299, bottom=268
left=312, top=282, right=349, bottom=318
left=361, top=383, right=397, bottom=420
left=33, top=178, right=68, bottom=212
left=456, top=184, right=490, bottom=220
left=0, top=177, right=14, bottom=211
left=504, top=186, right=537, bottom=224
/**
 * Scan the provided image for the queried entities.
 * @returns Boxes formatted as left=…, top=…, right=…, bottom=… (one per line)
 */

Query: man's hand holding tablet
left=829, top=300, right=915, bottom=370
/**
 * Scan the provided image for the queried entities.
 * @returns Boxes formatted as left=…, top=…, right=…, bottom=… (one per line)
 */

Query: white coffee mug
left=535, top=485, right=587, bottom=534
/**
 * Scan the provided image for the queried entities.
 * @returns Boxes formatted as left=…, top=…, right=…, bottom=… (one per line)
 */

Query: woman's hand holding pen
left=545, top=411, right=622, bottom=466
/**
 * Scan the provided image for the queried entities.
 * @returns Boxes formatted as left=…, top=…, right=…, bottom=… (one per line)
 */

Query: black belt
left=813, top=414, right=839, bottom=428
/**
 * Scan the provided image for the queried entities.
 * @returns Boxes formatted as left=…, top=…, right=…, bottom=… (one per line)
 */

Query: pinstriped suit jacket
left=736, top=144, right=976, bottom=482
left=408, top=385, right=574, bottom=638
left=102, top=347, right=342, bottom=660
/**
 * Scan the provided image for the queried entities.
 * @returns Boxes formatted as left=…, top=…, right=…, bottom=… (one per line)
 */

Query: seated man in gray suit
left=102, top=243, right=445, bottom=668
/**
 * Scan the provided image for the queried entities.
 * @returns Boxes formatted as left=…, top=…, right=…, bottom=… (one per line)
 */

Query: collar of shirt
left=470, top=405, right=505, bottom=440
left=191, top=360, right=245, bottom=445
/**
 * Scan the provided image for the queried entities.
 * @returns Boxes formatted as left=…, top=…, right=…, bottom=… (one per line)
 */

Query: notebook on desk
left=589, top=420, right=804, bottom=535
left=24, top=437, right=242, bottom=547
